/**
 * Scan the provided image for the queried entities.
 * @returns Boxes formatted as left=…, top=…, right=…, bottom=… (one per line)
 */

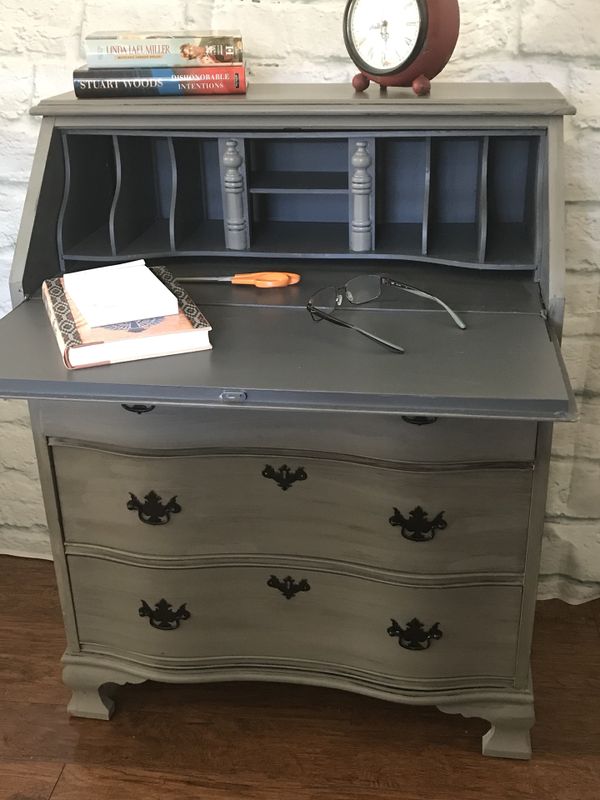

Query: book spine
left=42, top=280, right=71, bottom=369
left=85, top=34, right=243, bottom=69
left=73, top=66, right=247, bottom=98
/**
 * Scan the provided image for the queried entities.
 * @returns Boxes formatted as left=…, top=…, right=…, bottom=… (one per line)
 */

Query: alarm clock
left=343, top=0, right=460, bottom=96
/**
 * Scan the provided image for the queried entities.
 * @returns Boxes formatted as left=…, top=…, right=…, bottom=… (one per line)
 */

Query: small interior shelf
left=249, top=171, right=348, bottom=194
left=248, top=138, right=348, bottom=196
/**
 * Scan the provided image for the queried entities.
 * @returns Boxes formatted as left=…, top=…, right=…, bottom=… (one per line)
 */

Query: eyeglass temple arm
left=386, top=279, right=467, bottom=330
left=310, top=307, right=405, bottom=354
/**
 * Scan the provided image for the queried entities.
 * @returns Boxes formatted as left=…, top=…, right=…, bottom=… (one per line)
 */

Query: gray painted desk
left=1, top=84, right=575, bottom=759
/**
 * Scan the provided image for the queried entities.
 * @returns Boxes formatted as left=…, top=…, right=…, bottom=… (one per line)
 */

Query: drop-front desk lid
left=0, top=264, right=575, bottom=420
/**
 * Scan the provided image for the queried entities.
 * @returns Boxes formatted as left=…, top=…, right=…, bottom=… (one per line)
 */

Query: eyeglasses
left=306, top=274, right=466, bottom=354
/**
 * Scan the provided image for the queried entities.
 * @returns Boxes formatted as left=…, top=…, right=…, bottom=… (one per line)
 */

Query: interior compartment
left=427, top=137, right=483, bottom=263
left=485, top=136, right=540, bottom=265
left=250, top=193, right=349, bottom=253
left=375, top=138, right=427, bottom=256
left=111, top=135, right=174, bottom=256
left=59, top=133, right=116, bottom=258
left=172, top=137, right=225, bottom=251
left=248, top=138, right=348, bottom=193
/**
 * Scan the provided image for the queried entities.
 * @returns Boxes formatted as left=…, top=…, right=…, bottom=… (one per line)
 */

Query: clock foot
left=352, top=73, right=370, bottom=92
left=412, top=75, right=431, bottom=96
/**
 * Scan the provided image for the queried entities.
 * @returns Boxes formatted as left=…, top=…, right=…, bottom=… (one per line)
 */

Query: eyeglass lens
left=344, top=274, right=382, bottom=305
left=309, top=286, right=339, bottom=315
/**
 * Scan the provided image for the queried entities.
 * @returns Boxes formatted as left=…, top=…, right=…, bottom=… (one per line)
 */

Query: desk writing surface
left=0, top=297, right=572, bottom=419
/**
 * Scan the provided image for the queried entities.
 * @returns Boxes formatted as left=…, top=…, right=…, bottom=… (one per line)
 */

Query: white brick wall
left=0, top=0, right=599, bottom=602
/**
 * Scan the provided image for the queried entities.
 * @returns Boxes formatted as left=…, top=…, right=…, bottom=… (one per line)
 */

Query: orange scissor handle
left=230, top=271, right=301, bottom=288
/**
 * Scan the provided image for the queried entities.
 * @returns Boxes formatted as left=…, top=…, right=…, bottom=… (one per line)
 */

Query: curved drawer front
left=37, top=400, right=537, bottom=462
left=54, top=443, right=532, bottom=574
left=68, top=556, right=521, bottom=685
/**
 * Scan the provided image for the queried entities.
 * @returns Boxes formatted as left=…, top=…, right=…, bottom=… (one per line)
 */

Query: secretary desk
left=0, top=84, right=575, bottom=758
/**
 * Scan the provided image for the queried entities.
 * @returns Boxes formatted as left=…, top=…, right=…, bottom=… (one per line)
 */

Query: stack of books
left=42, top=260, right=212, bottom=370
left=73, top=31, right=247, bottom=98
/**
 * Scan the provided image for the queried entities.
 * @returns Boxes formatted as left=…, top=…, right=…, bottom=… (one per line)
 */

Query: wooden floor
left=0, top=557, right=599, bottom=800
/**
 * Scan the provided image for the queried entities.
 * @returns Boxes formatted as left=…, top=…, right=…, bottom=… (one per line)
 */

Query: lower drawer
left=68, top=556, right=522, bottom=686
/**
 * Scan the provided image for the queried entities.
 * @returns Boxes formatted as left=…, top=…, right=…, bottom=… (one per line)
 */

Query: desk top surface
left=31, top=82, right=575, bottom=119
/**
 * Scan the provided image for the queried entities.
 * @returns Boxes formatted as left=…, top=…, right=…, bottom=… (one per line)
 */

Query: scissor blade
left=177, top=276, right=234, bottom=283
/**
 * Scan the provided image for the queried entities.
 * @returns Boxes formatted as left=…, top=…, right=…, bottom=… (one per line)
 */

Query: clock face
left=344, top=0, right=427, bottom=74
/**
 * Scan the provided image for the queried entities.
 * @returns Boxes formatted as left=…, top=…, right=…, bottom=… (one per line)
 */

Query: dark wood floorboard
left=0, top=557, right=599, bottom=800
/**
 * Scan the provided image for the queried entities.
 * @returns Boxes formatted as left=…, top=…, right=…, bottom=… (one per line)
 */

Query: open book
left=42, top=266, right=211, bottom=370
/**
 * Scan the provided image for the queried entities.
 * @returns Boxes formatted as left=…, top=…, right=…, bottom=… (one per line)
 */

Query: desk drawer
left=36, top=400, right=537, bottom=462
left=68, top=556, right=521, bottom=686
left=53, top=442, right=532, bottom=574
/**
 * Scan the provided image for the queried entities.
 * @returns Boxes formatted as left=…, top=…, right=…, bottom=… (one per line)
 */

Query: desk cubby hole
left=374, top=138, right=427, bottom=257
left=426, top=137, right=483, bottom=264
left=172, top=137, right=225, bottom=252
left=250, top=194, right=349, bottom=253
left=111, top=135, right=174, bottom=256
left=59, top=133, right=116, bottom=259
left=247, top=138, right=349, bottom=194
left=485, top=136, right=540, bottom=266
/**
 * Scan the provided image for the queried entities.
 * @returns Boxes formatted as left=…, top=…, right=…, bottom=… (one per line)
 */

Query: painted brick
left=566, top=205, right=600, bottom=270
left=0, top=0, right=80, bottom=58
left=565, top=132, right=600, bottom=203
left=0, top=399, right=30, bottom=425
left=441, top=58, right=569, bottom=93
left=0, top=183, right=28, bottom=250
left=569, top=66, right=600, bottom=131
left=0, top=526, right=51, bottom=560
left=0, top=59, right=33, bottom=120
left=210, top=0, right=347, bottom=67
left=0, top=118, right=39, bottom=182
left=0, top=470, right=46, bottom=527
left=522, top=0, right=600, bottom=58
left=453, top=0, right=520, bottom=59
left=552, top=395, right=600, bottom=461
left=540, top=519, right=600, bottom=602
left=562, top=336, right=600, bottom=395
left=82, top=0, right=187, bottom=37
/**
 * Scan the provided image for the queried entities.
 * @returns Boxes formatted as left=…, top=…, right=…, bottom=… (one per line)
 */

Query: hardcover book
left=73, top=64, right=247, bottom=98
left=42, top=266, right=212, bottom=370
left=84, top=31, right=243, bottom=68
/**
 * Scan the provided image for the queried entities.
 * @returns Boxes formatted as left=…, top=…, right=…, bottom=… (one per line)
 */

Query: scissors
left=178, top=271, right=301, bottom=289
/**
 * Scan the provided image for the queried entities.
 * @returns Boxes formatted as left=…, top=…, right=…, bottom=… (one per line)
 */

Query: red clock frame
left=345, top=0, right=460, bottom=96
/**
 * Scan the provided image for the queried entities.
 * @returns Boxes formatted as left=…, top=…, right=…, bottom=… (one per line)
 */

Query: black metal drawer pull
left=262, top=464, right=307, bottom=491
left=401, top=416, right=438, bottom=426
left=121, top=404, right=156, bottom=414
left=139, top=598, right=191, bottom=630
left=267, top=575, right=311, bottom=599
left=387, top=617, right=443, bottom=651
left=389, top=505, right=447, bottom=542
left=127, top=490, right=182, bottom=525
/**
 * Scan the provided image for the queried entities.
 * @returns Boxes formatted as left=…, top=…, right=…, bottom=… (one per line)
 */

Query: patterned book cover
left=42, top=266, right=211, bottom=370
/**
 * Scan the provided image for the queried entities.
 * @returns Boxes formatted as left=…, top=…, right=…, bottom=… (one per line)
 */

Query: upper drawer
left=36, top=400, right=537, bottom=462
left=53, top=441, right=532, bottom=575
